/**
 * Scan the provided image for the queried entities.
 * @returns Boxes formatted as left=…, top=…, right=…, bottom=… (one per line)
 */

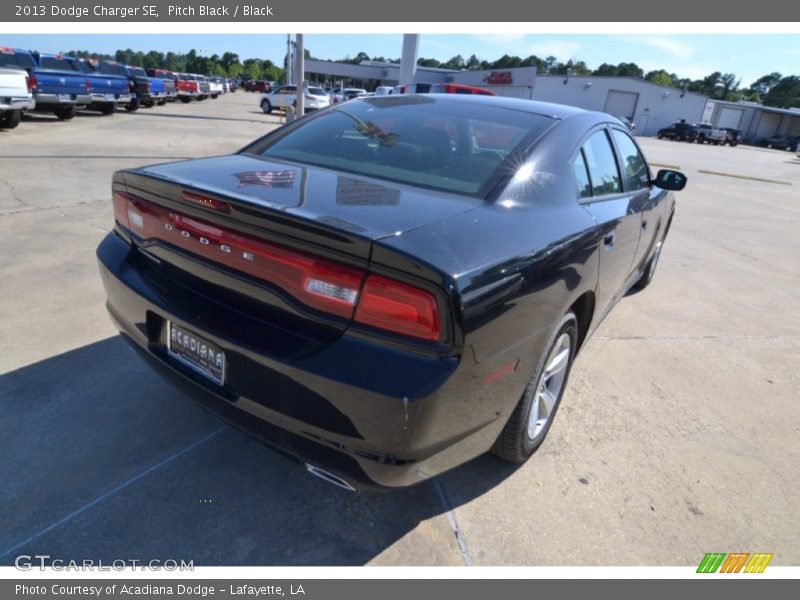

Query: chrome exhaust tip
left=304, top=463, right=356, bottom=491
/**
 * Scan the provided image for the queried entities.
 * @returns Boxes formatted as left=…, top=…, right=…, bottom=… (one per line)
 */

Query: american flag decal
left=234, top=170, right=296, bottom=189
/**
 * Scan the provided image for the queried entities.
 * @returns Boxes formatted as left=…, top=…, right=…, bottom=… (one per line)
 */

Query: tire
left=492, top=311, right=578, bottom=463
left=53, top=106, right=75, bottom=120
left=676, top=135, right=683, bottom=142
left=211, top=94, right=219, bottom=99
left=261, top=99, right=273, bottom=114
left=657, top=132, right=663, bottom=140
left=1, top=110, right=22, bottom=129
left=99, top=104, right=115, bottom=115
left=126, top=98, right=139, bottom=112
left=180, top=96, right=191, bottom=103
left=157, top=99, right=167, bottom=106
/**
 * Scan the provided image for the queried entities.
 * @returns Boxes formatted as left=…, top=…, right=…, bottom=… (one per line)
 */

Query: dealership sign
left=484, top=71, right=513, bottom=85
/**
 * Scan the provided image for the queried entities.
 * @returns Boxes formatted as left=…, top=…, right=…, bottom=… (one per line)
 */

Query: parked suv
left=759, top=135, right=799, bottom=151
left=657, top=121, right=698, bottom=142
left=244, top=79, right=270, bottom=93
left=722, top=128, right=742, bottom=147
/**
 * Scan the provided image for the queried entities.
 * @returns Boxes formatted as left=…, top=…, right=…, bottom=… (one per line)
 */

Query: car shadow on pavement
left=126, top=111, right=266, bottom=125
left=0, top=337, right=518, bottom=566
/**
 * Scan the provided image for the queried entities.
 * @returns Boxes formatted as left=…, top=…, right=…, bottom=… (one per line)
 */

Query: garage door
left=717, top=107, right=744, bottom=129
left=755, top=112, right=782, bottom=139
left=604, top=91, right=639, bottom=120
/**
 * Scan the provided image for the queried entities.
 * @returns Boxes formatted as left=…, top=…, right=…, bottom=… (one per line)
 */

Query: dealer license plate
left=167, top=322, right=225, bottom=385
left=58, top=94, right=71, bottom=102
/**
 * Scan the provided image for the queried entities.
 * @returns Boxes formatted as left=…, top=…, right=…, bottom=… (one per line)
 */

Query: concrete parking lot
left=1, top=94, right=798, bottom=566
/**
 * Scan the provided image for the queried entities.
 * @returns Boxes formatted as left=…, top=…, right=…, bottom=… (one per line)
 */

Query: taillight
left=112, top=192, right=441, bottom=340
left=84, top=77, right=91, bottom=93
left=128, top=80, right=134, bottom=92
left=26, top=73, right=36, bottom=93
left=354, top=275, right=440, bottom=341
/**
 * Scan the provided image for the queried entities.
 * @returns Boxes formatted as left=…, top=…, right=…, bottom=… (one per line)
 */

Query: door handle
left=603, top=231, right=615, bottom=248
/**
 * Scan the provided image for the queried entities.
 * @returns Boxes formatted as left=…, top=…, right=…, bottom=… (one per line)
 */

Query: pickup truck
left=656, top=121, right=698, bottom=142
left=145, top=69, right=177, bottom=102
left=67, top=57, right=130, bottom=115
left=145, top=76, right=166, bottom=107
left=192, top=74, right=211, bottom=100
left=100, top=62, right=150, bottom=112
left=0, top=50, right=35, bottom=129
left=1, top=49, right=88, bottom=120
left=694, top=123, right=727, bottom=145
left=209, top=76, right=224, bottom=98
left=174, top=73, right=199, bottom=102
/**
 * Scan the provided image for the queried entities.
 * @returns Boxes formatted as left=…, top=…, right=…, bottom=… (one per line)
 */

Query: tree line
left=65, top=48, right=284, bottom=82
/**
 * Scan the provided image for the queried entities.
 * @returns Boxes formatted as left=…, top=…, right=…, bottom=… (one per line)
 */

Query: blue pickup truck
left=67, top=57, right=131, bottom=115
left=4, top=50, right=90, bottom=120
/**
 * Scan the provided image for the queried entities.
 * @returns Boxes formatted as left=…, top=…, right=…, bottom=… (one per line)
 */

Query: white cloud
left=524, top=41, right=583, bottom=59
left=621, top=36, right=695, bottom=61
left=472, top=35, right=582, bottom=60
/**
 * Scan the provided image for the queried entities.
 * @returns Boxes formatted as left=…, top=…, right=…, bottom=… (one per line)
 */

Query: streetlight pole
left=296, top=34, right=305, bottom=118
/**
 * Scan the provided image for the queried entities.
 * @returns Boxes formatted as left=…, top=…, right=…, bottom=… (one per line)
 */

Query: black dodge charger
left=97, top=95, right=686, bottom=490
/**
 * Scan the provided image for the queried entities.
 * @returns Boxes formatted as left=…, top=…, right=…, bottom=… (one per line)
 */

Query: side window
left=573, top=150, right=593, bottom=199
left=582, top=130, right=621, bottom=196
left=611, top=129, right=650, bottom=191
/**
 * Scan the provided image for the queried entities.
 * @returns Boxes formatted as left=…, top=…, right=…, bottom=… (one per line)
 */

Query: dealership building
left=304, top=58, right=709, bottom=136
left=703, top=100, right=800, bottom=143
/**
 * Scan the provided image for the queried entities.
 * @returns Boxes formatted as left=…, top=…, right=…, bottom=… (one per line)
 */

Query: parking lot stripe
left=434, top=479, right=474, bottom=566
left=698, top=169, right=792, bottom=186
left=0, top=425, right=228, bottom=561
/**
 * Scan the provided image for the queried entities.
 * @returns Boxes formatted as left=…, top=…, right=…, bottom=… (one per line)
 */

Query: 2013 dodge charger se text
left=96, top=95, right=686, bottom=490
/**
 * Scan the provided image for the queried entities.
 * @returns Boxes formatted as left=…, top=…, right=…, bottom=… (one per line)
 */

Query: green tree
left=764, top=75, right=800, bottom=108
left=645, top=69, right=675, bottom=87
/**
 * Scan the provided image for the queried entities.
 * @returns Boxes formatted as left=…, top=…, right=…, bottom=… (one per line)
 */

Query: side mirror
left=654, top=169, right=687, bottom=191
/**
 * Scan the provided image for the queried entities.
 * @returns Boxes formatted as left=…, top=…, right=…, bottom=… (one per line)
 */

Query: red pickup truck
left=174, top=72, right=199, bottom=102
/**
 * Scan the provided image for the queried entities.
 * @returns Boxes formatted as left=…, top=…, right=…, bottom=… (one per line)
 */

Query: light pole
left=296, top=34, right=305, bottom=118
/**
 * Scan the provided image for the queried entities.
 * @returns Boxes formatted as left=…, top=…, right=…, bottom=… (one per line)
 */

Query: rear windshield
left=309, top=87, right=326, bottom=95
left=73, top=60, right=91, bottom=74
left=39, top=57, right=78, bottom=71
left=246, top=96, right=555, bottom=197
left=132, top=67, right=147, bottom=78
left=98, top=62, right=127, bottom=77
left=0, top=51, right=36, bottom=69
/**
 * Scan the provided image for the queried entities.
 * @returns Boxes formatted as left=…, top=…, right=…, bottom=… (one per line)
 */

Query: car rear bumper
left=89, top=92, right=132, bottom=104
left=0, top=96, right=35, bottom=111
left=33, top=92, right=78, bottom=106
left=96, top=232, right=520, bottom=489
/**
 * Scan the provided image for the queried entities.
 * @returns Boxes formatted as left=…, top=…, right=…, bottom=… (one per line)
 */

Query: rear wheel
left=657, top=132, right=664, bottom=139
left=261, top=99, right=273, bottom=114
left=157, top=99, right=167, bottom=106
left=99, top=104, right=115, bottom=115
left=0, top=110, right=22, bottom=129
left=126, top=99, right=140, bottom=112
left=180, top=96, right=191, bottom=103
left=492, top=311, right=578, bottom=462
left=54, top=106, right=75, bottom=120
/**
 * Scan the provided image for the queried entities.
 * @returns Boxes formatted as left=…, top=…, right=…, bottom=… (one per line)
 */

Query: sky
left=2, top=33, right=799, bottom=86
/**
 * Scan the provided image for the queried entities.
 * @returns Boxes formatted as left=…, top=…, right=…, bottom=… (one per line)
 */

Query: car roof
left=368, top=93, right=589, bottom=120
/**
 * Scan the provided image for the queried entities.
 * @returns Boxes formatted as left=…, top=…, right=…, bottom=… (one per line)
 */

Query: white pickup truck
left=0, top=65, right=34, bottom=129
left=694, top=123, right=727, bottom=145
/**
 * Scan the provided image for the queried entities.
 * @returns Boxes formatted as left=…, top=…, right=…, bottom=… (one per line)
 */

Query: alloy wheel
left=527, top=333, right=571, bottom=440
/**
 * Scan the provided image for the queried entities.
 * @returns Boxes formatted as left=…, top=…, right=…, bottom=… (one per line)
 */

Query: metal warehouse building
left=304, top=59, right=708, bottom=136
left=705, top=100, right=800, bottom=144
